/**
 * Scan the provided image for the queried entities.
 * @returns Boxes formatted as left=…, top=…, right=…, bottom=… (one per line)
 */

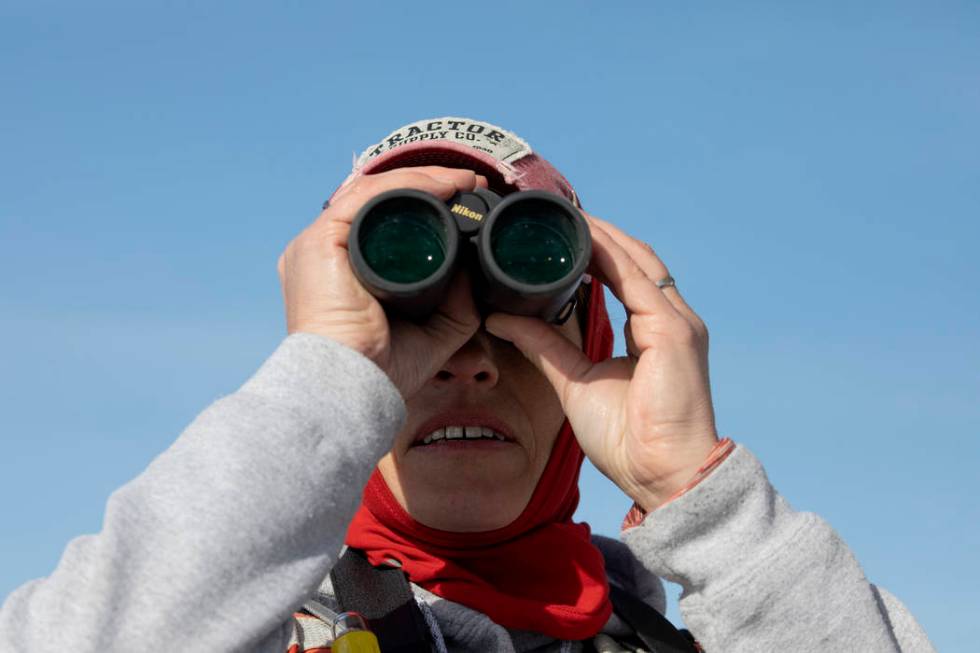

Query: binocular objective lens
left=490, top=203, right=577, bottom=285
left=359, top=199, right=448, bottom=284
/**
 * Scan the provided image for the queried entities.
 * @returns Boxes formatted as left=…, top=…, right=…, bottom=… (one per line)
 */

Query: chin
left=409, top=495, right=526, bottom=532
left=401, top=481, right=531, bottom=532
left=380, top=446, right=542, bottom=531
left=400, top=443, right=530, bottom=487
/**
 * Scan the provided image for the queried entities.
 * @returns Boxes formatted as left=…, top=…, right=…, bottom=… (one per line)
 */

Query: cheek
left=506, top=356, right=566, bottom=461
left=526, top=323, right=580, bottom=444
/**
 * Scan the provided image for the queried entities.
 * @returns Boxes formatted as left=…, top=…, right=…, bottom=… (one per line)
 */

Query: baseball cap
left=336, top=116, right=581, bottom=206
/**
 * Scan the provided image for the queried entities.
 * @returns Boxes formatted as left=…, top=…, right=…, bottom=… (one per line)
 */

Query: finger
left=330, top=171, right=467, bottom=218
left=484, top=312, right=594, bottom=406
left=277, top=251, right=287, bottom=299
left=623, top=315, right=641, bottom=360
left=419, top=268, right=481, bottom=346
left=585, top=212, right=704, bottom=328
left=585, top=217, right=681, bottom=321
left=586, top=212, right=670, bottom=282
left=388, top=271, right=482, bottom=397
left=355, top=166, right=483, bottom=198
left=374, top=165, right=483, bottom=192
left=331, top=166, right=481, bottom=202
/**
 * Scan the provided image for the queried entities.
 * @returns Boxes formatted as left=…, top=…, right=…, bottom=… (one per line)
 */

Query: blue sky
left=1, top=1, right=977, bottom=649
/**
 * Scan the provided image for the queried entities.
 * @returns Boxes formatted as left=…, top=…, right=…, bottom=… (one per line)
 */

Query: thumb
left=388, top=270, right=482, bottom=398
left=420, top=268, right=482, bottom=351
left=484, top=313, right=593, bottom=405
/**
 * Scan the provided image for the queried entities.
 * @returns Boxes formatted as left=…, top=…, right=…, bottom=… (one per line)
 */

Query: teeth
left=481, top=427, right=505, bottom=441
left=422, top=426, right=507, bottom=444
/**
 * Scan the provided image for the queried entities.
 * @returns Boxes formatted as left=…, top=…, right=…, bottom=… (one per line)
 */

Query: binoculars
left=348, top=188, right=591, bottom=323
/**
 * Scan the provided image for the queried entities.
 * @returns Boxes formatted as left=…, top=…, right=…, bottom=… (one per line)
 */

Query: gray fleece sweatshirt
left=0, top=334, right=935, bottom=652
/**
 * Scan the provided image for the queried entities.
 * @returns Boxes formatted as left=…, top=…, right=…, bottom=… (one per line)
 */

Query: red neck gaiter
left=345, top=280, right=615, bottom=641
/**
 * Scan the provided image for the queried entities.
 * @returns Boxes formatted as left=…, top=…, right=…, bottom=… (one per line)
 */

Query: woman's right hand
left=277, top=166, right=488, bottom=399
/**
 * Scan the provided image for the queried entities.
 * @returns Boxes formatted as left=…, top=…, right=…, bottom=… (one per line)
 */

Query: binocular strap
left=330, top=547, right=699, bottom=653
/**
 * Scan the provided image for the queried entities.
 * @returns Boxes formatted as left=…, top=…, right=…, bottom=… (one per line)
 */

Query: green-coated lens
left=360, top=199, right=447, bottom=283
left=490, top=202, right=577, bottom=284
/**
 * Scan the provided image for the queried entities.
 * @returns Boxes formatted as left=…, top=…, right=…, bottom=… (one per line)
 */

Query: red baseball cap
left=336, top=116, right=581, bottom=206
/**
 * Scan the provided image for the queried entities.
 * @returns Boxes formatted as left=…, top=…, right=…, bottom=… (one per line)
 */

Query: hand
left=485, top=213, right=718, bottom=511
left=277, top=166, right=489, bottom=399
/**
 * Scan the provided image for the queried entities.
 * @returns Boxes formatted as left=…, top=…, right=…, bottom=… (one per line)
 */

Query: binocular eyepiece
left=348, top=188, right=591, bottom=323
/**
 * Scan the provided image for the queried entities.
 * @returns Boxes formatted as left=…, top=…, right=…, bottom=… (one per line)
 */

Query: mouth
left=416, top=425, right=508, bottom=446
left=410, top=414, right=517, bottom=449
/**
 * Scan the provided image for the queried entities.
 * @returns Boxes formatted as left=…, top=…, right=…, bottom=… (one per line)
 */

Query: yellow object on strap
left=331, top=611, right=381, bottom=653
left=332, top=629, right=381, bottom=653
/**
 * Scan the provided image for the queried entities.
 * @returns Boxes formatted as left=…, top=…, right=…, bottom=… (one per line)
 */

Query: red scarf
left=345, top=280, right=615, bottom=641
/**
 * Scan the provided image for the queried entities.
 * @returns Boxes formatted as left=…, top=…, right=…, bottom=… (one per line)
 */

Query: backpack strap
left=331, top=548, right=698, bottom=653
left=608, top=583, right=700, bottom=653
left=330, top=548, right=434, bottom=653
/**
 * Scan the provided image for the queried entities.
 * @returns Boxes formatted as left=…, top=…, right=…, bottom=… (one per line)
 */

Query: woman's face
left=377, top=305, right=584, bottom=532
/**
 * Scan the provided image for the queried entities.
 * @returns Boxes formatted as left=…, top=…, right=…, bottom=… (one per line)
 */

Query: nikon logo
left=451, top=203, right=484, bottom=221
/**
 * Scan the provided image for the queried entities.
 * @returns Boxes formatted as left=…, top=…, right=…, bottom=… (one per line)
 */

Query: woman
left=0, top=118, right=933, bottom=652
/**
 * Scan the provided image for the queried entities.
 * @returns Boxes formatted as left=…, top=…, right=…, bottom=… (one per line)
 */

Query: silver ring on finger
left=656, top=275, right=676, bottom=290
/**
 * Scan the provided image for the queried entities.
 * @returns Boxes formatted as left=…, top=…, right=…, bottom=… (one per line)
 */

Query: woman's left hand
left=485, top=213, right=718, bottom=511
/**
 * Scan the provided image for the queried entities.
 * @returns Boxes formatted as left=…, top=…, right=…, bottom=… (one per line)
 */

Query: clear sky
left=1, top=1, right=977, bottom=649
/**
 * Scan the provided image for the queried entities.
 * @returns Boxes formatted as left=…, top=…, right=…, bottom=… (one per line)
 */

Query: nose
left=433, top=332, right=500, bottom=387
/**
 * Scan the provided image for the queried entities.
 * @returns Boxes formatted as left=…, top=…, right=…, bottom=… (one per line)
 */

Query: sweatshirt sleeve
left=621, top=444, right=935, bottom=653
left=0, top=333, right=405, bottom=653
